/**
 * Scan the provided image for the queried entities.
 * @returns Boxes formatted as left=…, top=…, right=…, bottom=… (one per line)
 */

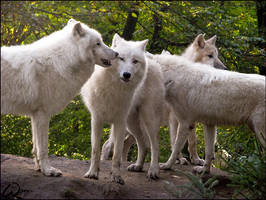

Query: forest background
left=1, top=1, right=265, bottom=197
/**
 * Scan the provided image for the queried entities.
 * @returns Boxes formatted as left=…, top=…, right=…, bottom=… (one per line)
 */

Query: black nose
left=115, top=52, right=119, bottom=57
left=123, top=72, right=131, bottom=79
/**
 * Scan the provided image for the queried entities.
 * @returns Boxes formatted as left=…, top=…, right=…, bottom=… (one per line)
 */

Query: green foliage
left=164, top=169, right=219, bottom=199
left=159, top=126, right=172, bottom=162
left=1, top=1, right=264, bottom=73
left=1, top=115, right=32, bottom=157
left=193, top=124, right=258, bottom=170
left=216, top=126, right=256, bottom=161
left=48, top=96, right=92, bottom=160
left=226, top=140, right=266, bottom=199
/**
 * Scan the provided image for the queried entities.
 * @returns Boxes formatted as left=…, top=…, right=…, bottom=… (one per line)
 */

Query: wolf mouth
left=101, top=59, right=111, bottom=66
left=120, top=77, right=130, bottom=82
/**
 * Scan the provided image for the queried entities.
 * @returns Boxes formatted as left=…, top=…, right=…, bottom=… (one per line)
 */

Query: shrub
left=226, top=139, right=266, bottom=199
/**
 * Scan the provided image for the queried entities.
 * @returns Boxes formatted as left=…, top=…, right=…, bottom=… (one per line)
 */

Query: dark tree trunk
left=256, top=0, right=266, bottom=39
left=149, top=5, right=169, bottom=54
left=122, top=5, right=139, bottom=41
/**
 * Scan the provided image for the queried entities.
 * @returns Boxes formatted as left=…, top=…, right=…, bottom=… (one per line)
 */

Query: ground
left=1, top=154, right=234, bottom=199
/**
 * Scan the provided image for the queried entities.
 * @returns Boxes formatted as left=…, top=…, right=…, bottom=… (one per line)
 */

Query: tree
left=122, top=3, right=139, bottom=40
left=149, top=4, right=168, bottom=53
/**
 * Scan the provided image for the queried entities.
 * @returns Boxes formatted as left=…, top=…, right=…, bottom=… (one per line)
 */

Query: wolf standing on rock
left=155, top=34, right=228, bottom=166
left=1, top=19, right=118, bottom=177
left=101, top=34, right=227, bottom=167
left=81, top=34, right=153, bottom=184
left=158, top=54, right=265, bottom=173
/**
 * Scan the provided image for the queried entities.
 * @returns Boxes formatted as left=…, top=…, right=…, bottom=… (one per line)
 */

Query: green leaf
left=131, top=12, right=137, bottom=18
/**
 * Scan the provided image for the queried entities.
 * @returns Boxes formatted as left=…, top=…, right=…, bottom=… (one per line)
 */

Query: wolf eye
left=119, top=57, right=124, bottom=61
left=96, top=42, right=101, bottom=46
left=208, top=54, right=213, bottom=58
left=133, top=59, right=138, bottom=64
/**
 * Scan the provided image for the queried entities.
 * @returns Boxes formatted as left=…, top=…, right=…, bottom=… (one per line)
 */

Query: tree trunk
left=149, top=5, right=168, bottom=54
left=122, top=5, right=139, bottom=40
left=256, top=0, right=266, bottom=39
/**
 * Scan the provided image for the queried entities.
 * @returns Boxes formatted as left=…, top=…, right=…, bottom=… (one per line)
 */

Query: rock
left=1, top=154, right=233, bottom=199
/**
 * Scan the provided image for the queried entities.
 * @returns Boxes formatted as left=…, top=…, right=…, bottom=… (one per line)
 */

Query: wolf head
left=67, top=19, right=118, bottom=67
left=111, top=33, right=148, bottom=83
left=182, top=34, right=227, bottom=70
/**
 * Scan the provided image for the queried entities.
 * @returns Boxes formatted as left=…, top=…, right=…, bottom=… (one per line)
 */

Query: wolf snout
left=123, top=72, right=131, bottom=79
left=101, top=51, right=118, bottom=67
left=120, top=72, right=131, bottom=82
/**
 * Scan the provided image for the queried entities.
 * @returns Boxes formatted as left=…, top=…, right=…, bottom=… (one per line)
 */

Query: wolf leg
left=32, top=112, right=62, bottom=176
left=193, top=124, right=216, bottom=173
left=141, top=114, right=160, bottom=180
left=111, top=121, right=126, bottom=185
left=122, top=133, right=135, bottom=162
left=169, top=110, right=178, bottom=151
left=250, top=110, right=266, bottom=149
left=31, top=118, right=40, bottom=171
left=169, top=111, right=189, bottom=165
left=84, top=117, right=103, bottom=179
left=188, top=127, right=205, bottom=166
left=160, top=121, right=191, bottom=170
left=127, top=112, right=148, bottom=172
left=101, top=130, right=114, bottom=160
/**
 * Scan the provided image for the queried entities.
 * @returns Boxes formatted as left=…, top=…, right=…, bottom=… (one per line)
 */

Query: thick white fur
left=1, top=18, right=117, bottom=176
left=123, top=57, right=164, bottom=179
left=81, top=34, right=148, bottom=184
left=158, top=54, right=265, bottom=173
left=100, top=50, right=165, bottom=180
left=110, top=34, right=225, bottom=166
left=158, top=34, right=226, bottom=166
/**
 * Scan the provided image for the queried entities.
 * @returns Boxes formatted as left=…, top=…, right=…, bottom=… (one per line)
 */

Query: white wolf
left=102, top=34, right=227, bottom=166
left=156, top=34, right=227, bottom=165
left=1, top=18, right=118, bottom=177
left=81, top=34, right=150, bottom=184
left=158, top=54, right=265, bottom=173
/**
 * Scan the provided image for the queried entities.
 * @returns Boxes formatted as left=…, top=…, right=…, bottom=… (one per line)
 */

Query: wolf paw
left=33, top=158, right=41, bottom=171
left=147, top=165, right=159, bottom=180
left=127, top=164, right=143, bottom=172
left=193, top=166, right=210, bottom=174
left=42, top=166, right=62, bottom=177
left=191, top=158, right=205, bottom=166
left=159, top=162, right=172, bottom=170
left=176, top=157, right=189, bottom=165
left=84, top=169, right=99, bottom=179
left=111, top=174, right=125, bottom=185
left=34, top=165, right=41, bottom=171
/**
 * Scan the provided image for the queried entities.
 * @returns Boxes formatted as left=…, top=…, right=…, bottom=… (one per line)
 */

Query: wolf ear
left=139, top=39, right=149, bottom=51
left=68, top=18, right=77, bottom=25
left=207, top=35, right=217, bottom=45
left=73, top=22, right=85, bottom=37
left=194, top=34, right=205, bottom=48
left=112, top=33, right=123, bottom=48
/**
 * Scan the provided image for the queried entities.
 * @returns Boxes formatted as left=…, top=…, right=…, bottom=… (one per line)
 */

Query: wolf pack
left=1, top=19, right=265, bottom=185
